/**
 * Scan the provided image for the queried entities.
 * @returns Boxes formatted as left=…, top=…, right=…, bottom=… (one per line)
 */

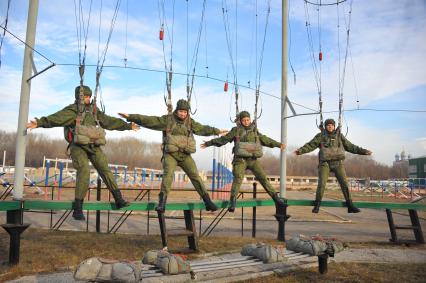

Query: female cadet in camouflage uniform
left=119, top=99, right=227, bottom=213
left=295, top=118, right=372, bottom=213
left=27, top=85, right=138, bottom=220
left=201, top=111, right=286, bottom=212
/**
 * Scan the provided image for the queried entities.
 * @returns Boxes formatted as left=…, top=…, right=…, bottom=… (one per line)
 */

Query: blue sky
left=0, top=0, right=425, bottom=169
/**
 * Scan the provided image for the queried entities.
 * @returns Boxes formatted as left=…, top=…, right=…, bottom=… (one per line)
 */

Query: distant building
left=408, top=156, right=426, bottom=179
left=393, top=150, right=411, bottom=167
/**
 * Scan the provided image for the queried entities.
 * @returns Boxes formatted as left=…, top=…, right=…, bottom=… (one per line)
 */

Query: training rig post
left=1, top=201, right=30, bottom=265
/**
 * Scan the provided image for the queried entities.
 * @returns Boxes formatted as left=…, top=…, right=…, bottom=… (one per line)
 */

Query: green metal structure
left=409, top=156, right=426, bottom=178
left=0, top=199, right=423, bottom=211
left=1, top=199, right=425, bottom=266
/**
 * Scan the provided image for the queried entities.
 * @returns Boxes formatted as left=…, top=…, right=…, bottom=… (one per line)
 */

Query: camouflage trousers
left=316, top=160, right=351, bottom=201
left=231, top=158, right=277, bottom=199
left=70, top=144, right=120, bottom=200
left=161, top=153, right=209, bottom=197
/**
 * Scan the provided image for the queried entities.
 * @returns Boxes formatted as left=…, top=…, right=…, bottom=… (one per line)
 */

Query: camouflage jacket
left=127, top=113, right=220, bottom=137
left=205, top=125, right=281, bottom=149
left=127, top=112, right=220, bottom=159
left=36, top=104, right=132, bottom=144
left=297, top=132, right=369, bottom=156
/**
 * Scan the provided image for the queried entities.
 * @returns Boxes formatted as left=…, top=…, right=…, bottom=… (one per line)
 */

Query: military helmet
left=176, top=99, right=190, bottom=111
left=324, top=118, right=335, bottom=126
left=239, top=111, right=250, bottom=120
left=74, top=85, right=92, bottom=100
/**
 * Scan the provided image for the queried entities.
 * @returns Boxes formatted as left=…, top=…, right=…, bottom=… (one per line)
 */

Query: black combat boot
left=272, top=192, right=286, bottom=207
left=312, top=200, right=321, bottom=213
left=72, top=199, right=85, bottom=220
left=110, top=189, right=130, bottom=209
left=202, top=194, right=218, bottom=212
left=346, top=200, right=360, bottom=213
left=228, top=196, right=237, bottom=213
left=156, top=192, right=167, bottom=213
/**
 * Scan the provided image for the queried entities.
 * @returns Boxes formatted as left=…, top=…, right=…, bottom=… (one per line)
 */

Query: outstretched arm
left=295, top=133, right=321, bottom=155
left=341, top=135, right=372, bottom=155
left=119, top=113, right=167, bottom=131
left=191, top=119, right=225, bottom=136
left=31, top=104, right=77, bottom=129
left=258, top=131, right=284, bottom=149
left=201, top=127, right=236, bottom=148
left=98, top=109, right=133, bottom=131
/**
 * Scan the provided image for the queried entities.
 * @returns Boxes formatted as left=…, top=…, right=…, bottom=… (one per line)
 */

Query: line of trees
left=0, top=130, right=162, bottom=169
left=1, top=130, right=407, bottom=179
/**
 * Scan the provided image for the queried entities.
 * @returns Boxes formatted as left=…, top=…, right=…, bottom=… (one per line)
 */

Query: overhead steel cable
left=186, top=0, right=207, bottom=114
left=303, top=1, right=320, bottom=94
left=0, top=0, right=11, bottom=70
left=253, top=0, right=271, bottom=131
left=157, top=0, right=175, bottom=113
left=0, top=24, right=54, bottom=64
left=222, top=0, right=239, bottom=118
left=95, top=0, right=123, bottom=113
left=96, top=0, right=122, bottom=75
left=74, top=0, right=93, bottom=68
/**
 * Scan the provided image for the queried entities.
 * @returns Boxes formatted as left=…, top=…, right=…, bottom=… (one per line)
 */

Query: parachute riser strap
left=319, top=90, right=323, bottom=128
left=166, top=70, right=173, bottom=114
left=253, top=88, right=260, bottom=137
left=235, top=119, right=241, bottom=144
left=338, top=95, right=343, bottom=130
left=92, top=70, right=101, bottom=126
left=336, top=126, right=342, bottom=147
left=78, top=64, right=85, bottom=115
left=186, top=115, right=192, bottom=137
left=253, top=121, right=259, bottom=143
left=232, top=86, right=240, bottom=123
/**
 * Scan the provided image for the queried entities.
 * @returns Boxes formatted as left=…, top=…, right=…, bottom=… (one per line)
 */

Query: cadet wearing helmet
left=201, top=111, right=286, bottom=212
left=27, top=85, right=139, bottom=220
left=295, top=118, right=372, bottom=213
left=119, top=99, right=228, bottom=213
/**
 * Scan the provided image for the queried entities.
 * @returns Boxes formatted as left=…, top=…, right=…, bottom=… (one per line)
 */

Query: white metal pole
left=13, top=0, right=39, bottom=199
left=280, top=0, right=288, bottom=197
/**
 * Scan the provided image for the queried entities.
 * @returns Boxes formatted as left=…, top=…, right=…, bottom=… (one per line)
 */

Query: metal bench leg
left=184, top=210, right=198, bottom=251
left=409, top=209, right=425, bottom=244
left=318, top=254, right=329, bottom=274
left=274, top=199, right=289, bottom=242
left=157, top=211, right=168, bottom=248
left=1, top=209, right=30, bottom=265
left=385, top=209, right=397, bottom=242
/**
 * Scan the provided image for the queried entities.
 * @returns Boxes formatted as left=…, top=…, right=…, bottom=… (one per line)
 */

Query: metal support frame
left=386, top=208, right=425, bottom=244
left=96, top=178, right=101, bottom=232
left=1, top=207, right=30, bottom=265
left=157, top=209, right=198, bottom=251
left=274, top=199, right=289, bottom=242
left=0, top=184, right=14, bottom=200
left=318, top=254, right=329, bottom=274
left=184, top=210, right=198, bottom=251
left=252, top=183, right=257, bottom=238
left=108, top=189, right=149, bottom=233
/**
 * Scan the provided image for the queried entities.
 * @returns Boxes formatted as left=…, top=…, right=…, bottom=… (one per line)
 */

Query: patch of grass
left=239, top=262, right=426, bottom=283
left=346, top=241, right=426, bottom=250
